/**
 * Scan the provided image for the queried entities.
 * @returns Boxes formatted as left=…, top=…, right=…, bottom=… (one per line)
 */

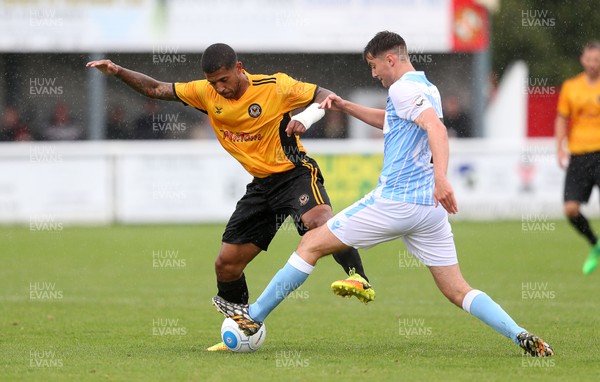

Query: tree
left=492, top=0, right=600, bottom=84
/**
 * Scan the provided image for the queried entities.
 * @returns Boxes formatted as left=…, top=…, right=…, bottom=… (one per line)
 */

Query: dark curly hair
left=201, top=43, right=237, bottom=74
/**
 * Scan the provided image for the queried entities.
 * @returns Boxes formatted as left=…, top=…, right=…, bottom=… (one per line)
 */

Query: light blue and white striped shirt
left=374, top=71, right=443, bottom=205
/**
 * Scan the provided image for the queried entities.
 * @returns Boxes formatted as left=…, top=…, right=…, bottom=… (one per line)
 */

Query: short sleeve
left=276, top=73, right=318, bottom=110
left=174, top=80, right=207, bottom=111
left=556, top=81, right=570, bottom=117
left=388, top=81, right=434, bottom=121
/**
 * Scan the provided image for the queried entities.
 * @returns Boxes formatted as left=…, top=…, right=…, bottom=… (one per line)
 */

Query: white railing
left=0, top=138, right=592, bottom=225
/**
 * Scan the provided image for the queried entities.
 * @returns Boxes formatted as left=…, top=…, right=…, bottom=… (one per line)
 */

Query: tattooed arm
left=86, top=59, right=176, bottom=101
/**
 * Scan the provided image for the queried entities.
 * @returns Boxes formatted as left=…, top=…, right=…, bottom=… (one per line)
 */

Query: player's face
left=366, top=54, right=393, bottom=88
left=205, top=63, right=244, bottom=99
left=581, top=47, right=600, bottom=79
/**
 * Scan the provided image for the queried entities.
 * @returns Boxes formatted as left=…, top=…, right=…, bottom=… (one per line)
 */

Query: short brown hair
left=583, top=41, right=600, bottom=52
left=363, top=31, right=407, bottom=62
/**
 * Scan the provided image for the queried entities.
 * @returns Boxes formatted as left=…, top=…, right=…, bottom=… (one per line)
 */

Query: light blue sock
left=462, top=290, right=526, bottom=344
left=249, top=252, right=314, bottom=322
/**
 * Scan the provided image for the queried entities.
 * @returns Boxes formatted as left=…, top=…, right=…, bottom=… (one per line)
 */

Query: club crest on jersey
left=248, top=103, right=262, bottom=118
left=215, top=106, right=223, bottom=114
left=299, top=194, right=310, bottom=206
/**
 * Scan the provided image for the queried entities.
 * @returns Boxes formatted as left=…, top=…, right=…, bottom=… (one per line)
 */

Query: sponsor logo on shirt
left=220, top=130, right=263, bottom=142
left=413, top=95, right=425, bottom=107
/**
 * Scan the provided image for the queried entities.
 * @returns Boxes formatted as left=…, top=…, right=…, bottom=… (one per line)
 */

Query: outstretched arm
left=319, top=94, right=385, bottom=129
left=86, top=59, right=177, bottom=101
left=415, top=108, right=458, bottom=214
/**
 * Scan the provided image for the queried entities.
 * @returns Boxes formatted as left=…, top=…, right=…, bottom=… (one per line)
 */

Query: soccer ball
left=220, top=317, right=266, bottom=352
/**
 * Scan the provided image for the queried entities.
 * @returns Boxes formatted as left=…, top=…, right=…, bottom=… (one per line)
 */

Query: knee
left=296, top=230, right=326, bottom=264
left=215, top=252, right=245, bottom=275
left=564, top=202, right=580, bottom=218
left=302, top=207, right=333, bottom=230
left=303, top=216, right=327, bottom=230
left=214, top=255, right=227, bottom=272
left=297, top=230, right=316, bottom=252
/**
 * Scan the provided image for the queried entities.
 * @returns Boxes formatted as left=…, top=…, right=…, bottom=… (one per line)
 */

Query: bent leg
left=301, top=204, right=368, bottom=279
left=215, top=242, right=261, bottom=304
left=429, top=264, right=525, bottom=343
left=565, top=201, right=598, bottom=246
left=563, top=155, right=598, bottom=246
left=249, top=225, right=348, bottom=322
left=297, top=224, right=351, bottom=265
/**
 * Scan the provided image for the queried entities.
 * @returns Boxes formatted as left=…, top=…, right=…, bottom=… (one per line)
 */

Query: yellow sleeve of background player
left=556, top=80, right=571, bottom=118
left=275, top=73, right=318, bottom=111
left=173, top=81, right=208, bottom=112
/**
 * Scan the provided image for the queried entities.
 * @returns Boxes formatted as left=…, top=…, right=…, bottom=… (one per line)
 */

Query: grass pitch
left=1, top=220, right=599, bottom=381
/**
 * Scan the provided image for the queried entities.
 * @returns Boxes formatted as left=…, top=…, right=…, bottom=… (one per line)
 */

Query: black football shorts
left=222, top=156, right=331, bottom=250
left=564, top=151, right=600, bottom=203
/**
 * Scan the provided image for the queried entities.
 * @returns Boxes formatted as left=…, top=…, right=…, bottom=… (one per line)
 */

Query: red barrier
left=527, top=93, right=559, bottom=137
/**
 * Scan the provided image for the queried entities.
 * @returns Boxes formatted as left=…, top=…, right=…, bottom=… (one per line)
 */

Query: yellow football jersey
left=557, top=72, right=600, bottom=154
left=174, top=70, right=317, bottom=178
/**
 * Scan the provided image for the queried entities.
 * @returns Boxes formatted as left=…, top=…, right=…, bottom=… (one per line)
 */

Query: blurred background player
left=442, top=94, right=473, bottom=138
left=87, top=43, right=375, bottom=351
left=0, top=105, right=31, bottom=141
left=132, top=100, right=164, bottom=140
left=105, top=105, right=131, bottom=140
left=213, top=31, right=554, bottom=358
left=42, top=102, right=84, bottom=141
left=555, top=41, right=600, bottom=275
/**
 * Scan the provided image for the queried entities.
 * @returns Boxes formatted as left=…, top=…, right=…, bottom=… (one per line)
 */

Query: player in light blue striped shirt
left=212, top=31, right=554, bottom=357
left=377, top=70, right=441, bottom=205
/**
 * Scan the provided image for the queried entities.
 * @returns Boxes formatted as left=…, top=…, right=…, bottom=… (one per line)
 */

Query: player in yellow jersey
left=87, top=43, right=375, bottom=350
left=556, top=41, right=600, bottom=275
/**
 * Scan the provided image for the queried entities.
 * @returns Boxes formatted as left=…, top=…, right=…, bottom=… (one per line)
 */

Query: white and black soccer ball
left=220, top=317, right=266, bottom=353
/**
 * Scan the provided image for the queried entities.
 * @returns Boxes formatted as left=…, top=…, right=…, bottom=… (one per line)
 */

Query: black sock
left=568, top=213, right=598, bottom=246
left=332, top=248, right=369, bottom=282
left=217, top=273, right=249, bottom=304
